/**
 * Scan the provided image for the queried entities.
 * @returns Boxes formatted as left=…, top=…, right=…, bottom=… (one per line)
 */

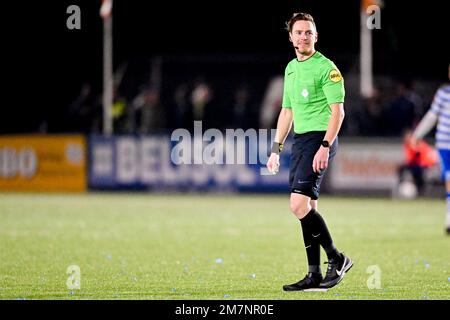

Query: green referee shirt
left=282, top=51, right=345, bottom=134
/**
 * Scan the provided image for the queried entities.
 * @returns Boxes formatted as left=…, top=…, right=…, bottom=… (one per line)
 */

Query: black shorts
left=289, top=131, right=338, bottom=200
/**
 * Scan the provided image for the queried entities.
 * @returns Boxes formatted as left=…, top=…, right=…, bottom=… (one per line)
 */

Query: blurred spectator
left=112, top=88, right=128, bottom=133
left=385, top=81, right=421, bottom=135
left=133, top=86, right=166, bottom=134
left=355, top=88, right=387, bottom=136
left=406, top=81, right=424, bottom=121
left=259, top=75, right=283, bottom=129
left=191, top=81, right=215, bottom=129
left=170, top=83, right=192, bottom=129
left=231, top=84, right=255, bottom=129
left=67, top=83, right=100, bottom=133
left=397, top=129, right=438, bottom=196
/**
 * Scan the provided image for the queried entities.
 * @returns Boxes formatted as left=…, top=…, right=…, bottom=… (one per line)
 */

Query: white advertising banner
left=329, top=142, right=404, bottom=191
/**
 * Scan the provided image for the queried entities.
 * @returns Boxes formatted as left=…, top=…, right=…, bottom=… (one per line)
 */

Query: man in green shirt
left=266, top=12, right=352, bottom=291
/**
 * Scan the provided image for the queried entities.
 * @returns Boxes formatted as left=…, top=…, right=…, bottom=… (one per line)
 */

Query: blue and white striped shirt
left=430, top=84, right=450, bottom=150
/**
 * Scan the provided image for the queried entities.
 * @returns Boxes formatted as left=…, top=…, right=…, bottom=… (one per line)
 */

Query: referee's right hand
left=267, top=153, right=280, bottom=174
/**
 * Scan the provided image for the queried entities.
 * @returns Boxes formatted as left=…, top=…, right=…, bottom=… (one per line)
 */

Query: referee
left=266, top=12, right=352, bottom=291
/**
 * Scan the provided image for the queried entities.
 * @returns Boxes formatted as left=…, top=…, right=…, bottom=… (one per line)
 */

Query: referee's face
left=290, top=20, right=317, bottom=55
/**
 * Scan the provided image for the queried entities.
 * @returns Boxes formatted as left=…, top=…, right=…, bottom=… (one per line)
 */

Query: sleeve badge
left=329, top=69, right=343, bottom=83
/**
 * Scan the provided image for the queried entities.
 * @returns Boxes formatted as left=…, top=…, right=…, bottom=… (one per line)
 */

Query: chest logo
left=301, top=89, right=309, bottom=98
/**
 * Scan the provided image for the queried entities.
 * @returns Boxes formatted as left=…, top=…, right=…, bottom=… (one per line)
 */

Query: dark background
left=3, top=0, right=449, bottom=133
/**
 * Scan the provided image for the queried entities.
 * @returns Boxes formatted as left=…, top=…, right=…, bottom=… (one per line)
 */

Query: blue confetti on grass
left=215, top=258, right=223, bottom=264
left=171, top=288, right=177, bottom=293
left=249, top=274, right=256, bottom=279
left=16, top=297, right=27, bottom=300
left=224, top=294, right=231, bottom=298
left=106, top=254, right=112, bottom=261
left=447, top=277, right=450, bottom=281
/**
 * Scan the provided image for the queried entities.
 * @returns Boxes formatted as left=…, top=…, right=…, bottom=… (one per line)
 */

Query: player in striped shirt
left=412, top=65, right=450, bottom=234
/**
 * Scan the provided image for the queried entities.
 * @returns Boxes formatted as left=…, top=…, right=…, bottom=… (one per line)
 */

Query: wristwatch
left=321, top=140, right=330, bottom=148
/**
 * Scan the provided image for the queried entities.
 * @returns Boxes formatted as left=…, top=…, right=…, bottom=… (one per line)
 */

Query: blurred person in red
left=398, top=129, right=438, bottom=196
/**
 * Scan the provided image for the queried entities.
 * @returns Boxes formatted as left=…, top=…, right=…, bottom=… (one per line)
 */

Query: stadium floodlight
left=100, top=0, right=113, bottom=136
left=360, top=0, right=383, bottom=98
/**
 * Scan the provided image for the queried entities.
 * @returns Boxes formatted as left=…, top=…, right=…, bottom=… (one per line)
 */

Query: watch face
left=322, top=141, right=330, bottom=147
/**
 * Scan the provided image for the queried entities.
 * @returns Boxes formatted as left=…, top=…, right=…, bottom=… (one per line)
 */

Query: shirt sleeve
left=282, top=66, right=291, bottom=109
left=320, top=63, right=345, bottom=105
left=430, top=87, right=446, bottom=115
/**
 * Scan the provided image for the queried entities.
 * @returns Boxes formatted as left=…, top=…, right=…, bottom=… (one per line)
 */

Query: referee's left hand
left=312, top=146, right=329, bottom=173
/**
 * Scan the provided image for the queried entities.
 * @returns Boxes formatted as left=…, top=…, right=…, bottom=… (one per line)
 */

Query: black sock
left=306, top=208, right=341, bottom=261
left=299, top=214, right=321, bottom=273
left=308, top=265, right=321, bottom=274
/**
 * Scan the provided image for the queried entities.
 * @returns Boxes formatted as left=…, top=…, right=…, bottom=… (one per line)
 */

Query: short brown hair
left=285, top=12, right=316, bottom=33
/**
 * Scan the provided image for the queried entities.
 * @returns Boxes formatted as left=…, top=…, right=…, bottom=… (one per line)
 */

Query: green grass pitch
left=0, top=193, right=449, bottom=300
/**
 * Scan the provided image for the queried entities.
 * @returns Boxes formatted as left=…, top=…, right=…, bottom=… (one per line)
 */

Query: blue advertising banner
left=89, top=133, right=292, bottom=192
